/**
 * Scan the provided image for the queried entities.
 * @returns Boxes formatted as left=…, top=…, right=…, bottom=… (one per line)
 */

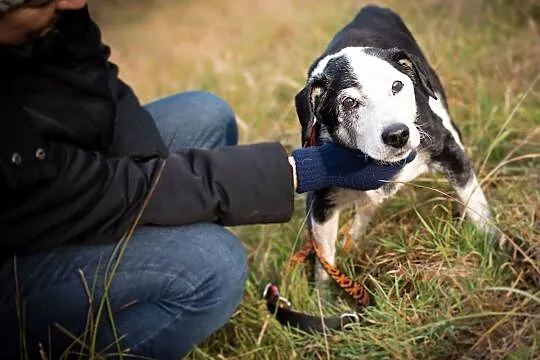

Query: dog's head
left=295, top=46, right=436, bottom=162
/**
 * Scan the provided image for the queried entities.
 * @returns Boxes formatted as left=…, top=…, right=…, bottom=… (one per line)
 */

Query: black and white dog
left=295, top=5, right=497, bottom=286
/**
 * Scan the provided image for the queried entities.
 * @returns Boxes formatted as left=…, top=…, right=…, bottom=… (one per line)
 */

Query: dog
left=294, top=5, right=497, bottom=287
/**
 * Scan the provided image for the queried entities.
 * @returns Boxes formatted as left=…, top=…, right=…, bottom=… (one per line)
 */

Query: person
left=0, top=1, right=415, bottom=359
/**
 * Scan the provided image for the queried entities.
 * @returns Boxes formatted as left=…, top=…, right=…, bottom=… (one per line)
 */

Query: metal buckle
left=339, top=312, right=360, bottom=329
left=276, top=296, right=292, bottom=308
left=262, top=283, right=273, bottom=299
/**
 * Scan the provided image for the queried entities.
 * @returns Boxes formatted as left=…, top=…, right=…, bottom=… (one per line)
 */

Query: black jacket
left=0, top=7, right=294, bottom=261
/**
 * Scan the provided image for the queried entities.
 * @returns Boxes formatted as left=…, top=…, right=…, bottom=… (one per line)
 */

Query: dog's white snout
left=381, top=123, right=410, bottom=148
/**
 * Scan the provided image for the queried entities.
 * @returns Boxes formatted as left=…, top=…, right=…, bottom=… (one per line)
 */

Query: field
left=92, top=0, right=539, bottom=358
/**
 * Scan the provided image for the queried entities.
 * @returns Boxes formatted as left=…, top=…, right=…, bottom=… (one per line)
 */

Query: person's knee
left=177, top=90, right=238, bottom=146
left=145, top=90, right=238, bottom=148
left=117, top=226, right=247, bottom=359
left=194, top=91, right=238, bottom=146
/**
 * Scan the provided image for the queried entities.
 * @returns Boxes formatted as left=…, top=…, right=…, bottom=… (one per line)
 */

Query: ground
left=90, top=0, right=539, bottom=358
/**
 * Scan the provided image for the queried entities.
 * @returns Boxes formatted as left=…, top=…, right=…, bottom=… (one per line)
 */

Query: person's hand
left=288, top=143, right=417, bottom=193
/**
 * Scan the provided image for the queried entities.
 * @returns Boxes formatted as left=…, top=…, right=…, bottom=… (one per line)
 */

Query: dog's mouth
left=389, top=148, right=413, bottom=160
left=378, top=148, right=415, bottom=164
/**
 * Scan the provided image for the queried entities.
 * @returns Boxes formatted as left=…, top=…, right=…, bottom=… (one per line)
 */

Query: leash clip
left=276, top=296, right=292, bottom=308
left=339, top=312, right=360, bottom=329
left=262, top=283, right=272, bottom=299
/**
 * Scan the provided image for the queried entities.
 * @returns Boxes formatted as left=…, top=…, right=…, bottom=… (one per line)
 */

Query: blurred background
left=88, top=0, right=539, bottom=359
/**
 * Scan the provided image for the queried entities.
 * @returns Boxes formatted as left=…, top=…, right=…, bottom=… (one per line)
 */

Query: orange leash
left=290, top=230, right=370, bottom=308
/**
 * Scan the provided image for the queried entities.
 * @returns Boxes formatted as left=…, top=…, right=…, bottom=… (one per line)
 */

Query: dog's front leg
left=453, top=171, right=494, bottom=235
left=311, top=210, right=340, bottom=288
left=433, top=143, right=497, bottom=240
left=308, top=190, right=342, bottom=288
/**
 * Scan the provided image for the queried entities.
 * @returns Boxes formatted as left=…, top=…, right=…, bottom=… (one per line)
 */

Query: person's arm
left=143, top=141, right=295, bottom=225
left=0, top=139, right=295, bottom=251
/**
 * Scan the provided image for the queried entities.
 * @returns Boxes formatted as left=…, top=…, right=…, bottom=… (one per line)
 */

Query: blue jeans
left=0, top=92, right=246, bottom=360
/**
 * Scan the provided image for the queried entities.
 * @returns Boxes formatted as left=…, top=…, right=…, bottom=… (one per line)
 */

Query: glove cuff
left=291, top=146, right=329, bottom=194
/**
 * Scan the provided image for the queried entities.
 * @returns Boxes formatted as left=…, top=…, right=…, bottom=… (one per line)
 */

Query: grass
left=82, top=0, right=540, bottom=358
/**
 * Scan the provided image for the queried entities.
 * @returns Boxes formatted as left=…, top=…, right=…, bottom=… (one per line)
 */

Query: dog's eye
left=341, top=97, right=358, bottom=109
left=392, top=80, right=404, bottom=95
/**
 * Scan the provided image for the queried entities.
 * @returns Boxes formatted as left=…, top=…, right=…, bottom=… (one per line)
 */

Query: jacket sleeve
left=0, top=140, right=295, bottom=249
left=142, top=143, right=295, bottom=225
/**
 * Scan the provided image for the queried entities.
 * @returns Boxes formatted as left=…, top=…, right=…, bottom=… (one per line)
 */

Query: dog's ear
left=294, top=86, right=313, bottom=141
left=294, top=75, right=327, bottom=142
left=391, top=49, right=437, bottom=99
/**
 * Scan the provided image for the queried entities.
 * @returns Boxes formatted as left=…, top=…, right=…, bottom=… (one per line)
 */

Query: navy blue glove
left=292, top=143, right=417, bottom=193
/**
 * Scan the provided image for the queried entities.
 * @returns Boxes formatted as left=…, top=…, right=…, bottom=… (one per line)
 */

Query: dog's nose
left=382, top=124, right=410, bottom=148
